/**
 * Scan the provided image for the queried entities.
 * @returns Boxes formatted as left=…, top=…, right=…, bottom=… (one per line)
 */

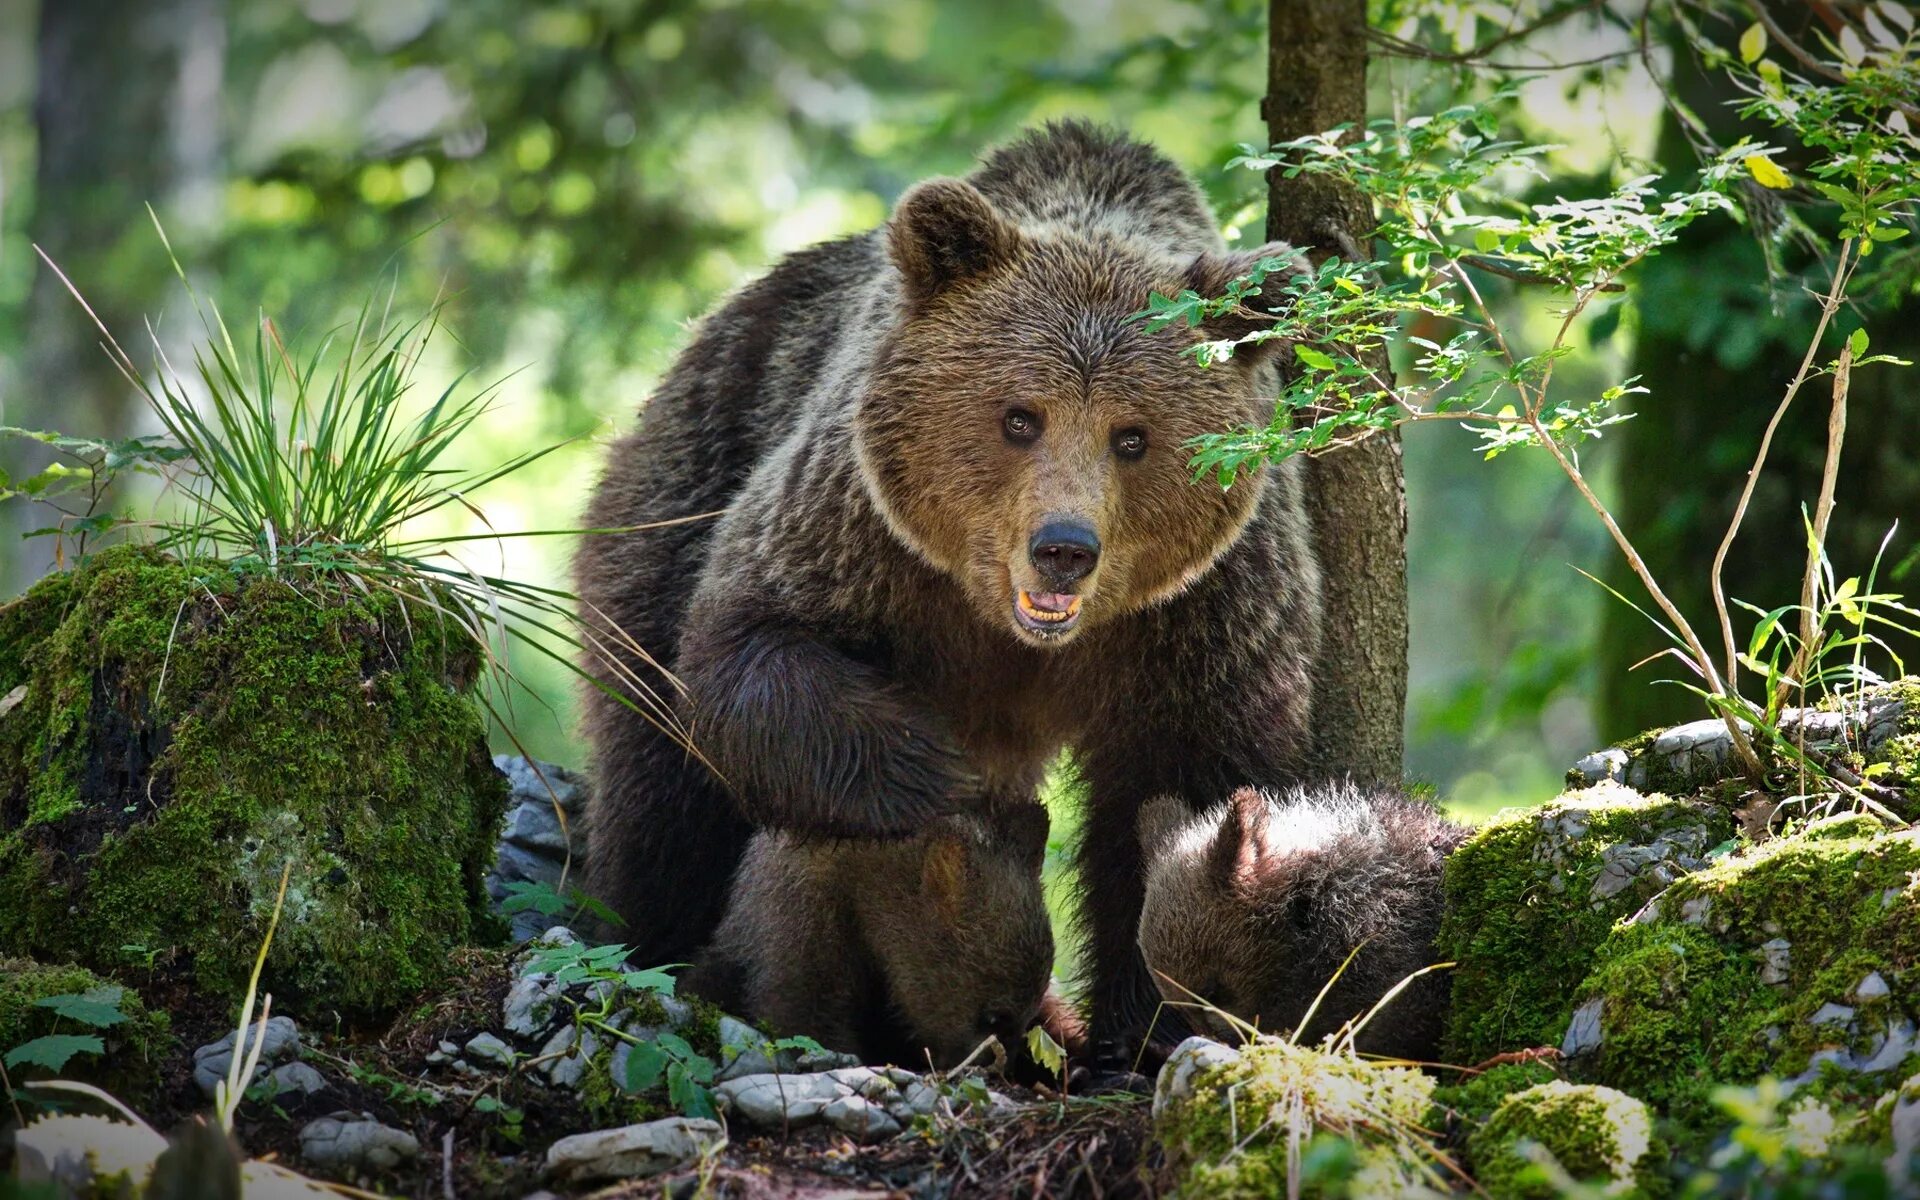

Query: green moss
left=1466, top=1081, right=1664, bottom=1200
left=1438, top=782, right=1735, bottom=1063
left=1155, top=1040, right=1446, bottom=1199
left=1434, top=1060, right=1562, bottom=1125
left=0, top=546, right=507, bottom=1017
left=1567, top=818, right=1920, bottom=1147
left=0, top=957, right=172, bottom=1103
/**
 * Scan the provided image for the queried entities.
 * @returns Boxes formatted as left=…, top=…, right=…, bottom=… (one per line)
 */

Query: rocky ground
left=7, top=683, right=1920, bottom=1197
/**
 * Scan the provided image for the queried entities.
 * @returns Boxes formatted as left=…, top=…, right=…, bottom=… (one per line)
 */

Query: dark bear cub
left=1136, top=783, right=1467, bottom=1060
left=683, top=804, right=1060, bottom=1069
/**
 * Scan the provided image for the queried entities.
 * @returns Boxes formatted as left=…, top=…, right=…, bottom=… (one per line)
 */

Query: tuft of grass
left=30, top=219, right=712, bottom=888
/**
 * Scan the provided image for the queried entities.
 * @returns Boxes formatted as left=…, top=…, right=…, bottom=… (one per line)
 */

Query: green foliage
left=0, top=959, right=169, bottom=1102
left=1465, top=1081, right=1664, bottom=1200
left=498, top=878, right=626, bottom=932
left=1677, top=1079, right=1911, bottom=1198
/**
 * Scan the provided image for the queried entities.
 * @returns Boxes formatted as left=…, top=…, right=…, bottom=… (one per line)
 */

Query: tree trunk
left=2, top=0, right=223, bottom=595
left=1265, top=0, right=1409, bottom=783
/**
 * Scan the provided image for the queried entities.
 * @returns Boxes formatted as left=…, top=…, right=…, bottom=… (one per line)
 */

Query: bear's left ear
left=1208, top=788, right=1273, bottom=885
left=889, top=178, right=1021, bottom=305
left=1182, top=241, right=1306, bottom=363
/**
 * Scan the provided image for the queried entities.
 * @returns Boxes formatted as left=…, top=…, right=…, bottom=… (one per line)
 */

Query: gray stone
left=1760, top=938, right=1793, bottom=985
left=1858, top=1019, right=1918, bottom=1074
left=193, top=1016, right=302, bottom=1097
left=715, top=1072, right=849, bottom=1128
left=1153, top=1036, right=1243, bottom=1121
left=1887, top=1072, right=1920, bottom=1185
left=822, top=1094, right=902, bottom=1141
left=1571, top=748, right=1630, bottom=785
left=299, top=1114, right=420, bottom=1173
left=544, top=1117, right=723, bottom=1186
left=263, top=1061, right=329, bottom=1099
left=504, top=974, right=566, bottom=1039
left=465, top=1032, right=516, bottom=1069
left=1810, top=1003, right=1856, bottom=1028
left=1856, top=972, right=1892, bottom=1001
left=1561, top=997, right=1605, bottom=1058
left=493, top=755, right=589, bottom=815
left=501, top=800, right=571, bottom=855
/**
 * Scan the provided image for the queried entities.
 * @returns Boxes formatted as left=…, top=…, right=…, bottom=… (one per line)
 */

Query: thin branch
left=1365, top=0, right=1606, bottom=67
left=1709, top=240, right=1856, bottom=701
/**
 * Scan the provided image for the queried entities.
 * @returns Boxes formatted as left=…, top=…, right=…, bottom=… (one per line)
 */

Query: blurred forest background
left=0, top=0, right=1913, bottom=820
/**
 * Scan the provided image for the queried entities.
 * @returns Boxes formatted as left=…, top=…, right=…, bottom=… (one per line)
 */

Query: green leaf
left=1024, top=1024, right=1066, bottom=1078
left=620, top=967, right=677, bottom=996
left=1738, top=22, right=1766, bottom=64
left=620, top=1041, right=667, bottom=1093
left=1744, top=155, right=1792, bottom=190
left=5, top=1034, right=105, bottom=1072
left=1295, top=345, right=1336, bottom=371
left=33, top=988, right=128, bottom=1030
left=1849, top=328, right=1870, bottom=357
left=668, top=1063, right=718, bottom=1120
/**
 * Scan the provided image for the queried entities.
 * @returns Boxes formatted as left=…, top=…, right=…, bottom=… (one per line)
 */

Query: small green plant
left=1676, top=1079, right=1905, bottom=1199
left=2, top=987, right=130, bottom=1076
left=498, top=878, right=627, bottom=931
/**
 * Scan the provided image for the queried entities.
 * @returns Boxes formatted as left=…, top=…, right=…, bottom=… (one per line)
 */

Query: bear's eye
left=1113, top=428, right=1148, bottom=460
left=1003, top=408, right=1042, bottom=445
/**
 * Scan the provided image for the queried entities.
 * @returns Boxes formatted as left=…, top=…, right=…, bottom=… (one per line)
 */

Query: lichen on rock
left=0, top=546, right=507, bottom=1016
left=1464, top=1081, right=1662, bottom=1200
left=1437, top=781, right=1734, bottom=1064
left=1153, top=1036, right=1450, bottom=1198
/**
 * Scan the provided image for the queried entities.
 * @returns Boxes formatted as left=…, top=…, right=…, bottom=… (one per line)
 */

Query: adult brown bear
left=576, top=121, right=1321, bottom=1070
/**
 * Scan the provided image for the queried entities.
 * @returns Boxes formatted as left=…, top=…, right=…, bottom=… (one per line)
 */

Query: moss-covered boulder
left=0, top=546, right=507, bottom=1017
left=0, top=957, right=171, bottom=1102
left=1562, top=815, right=1920, bottom=1142
left=1438, top=782, right=1735, bottom=1063
left=1465, top=1081, right=1663, bottom=1199
left=1153, top=1036, right=1450, bottom=1198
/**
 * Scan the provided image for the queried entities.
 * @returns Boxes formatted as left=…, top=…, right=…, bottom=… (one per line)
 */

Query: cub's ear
left=1137, top=795, right=1193, bottom=861
left=888, top=178, right=1020, bottom=304
left=1209, top=788, right=1273, bottom=884
left=1182, top=241, right=1307, bottom=362
left=994, top=802, right=1052, bottom=874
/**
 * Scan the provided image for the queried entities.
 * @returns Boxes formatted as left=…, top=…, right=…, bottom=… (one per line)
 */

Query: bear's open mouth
left=1014, top=589, right=1082, bottom=636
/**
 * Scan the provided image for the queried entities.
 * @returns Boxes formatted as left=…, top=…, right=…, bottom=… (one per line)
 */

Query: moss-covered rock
left=0, top=957, right=172, bottom=1102
left=1465, top=1081, right=1663, bottom=1199
left=0, top=546, right=507, bottom=1017
left=1154, top=1037, right=1449, bottom=1198
left=1438, top=782, right=1735, bottom=1063
left=1563, top=816, right=1920, bottom=1144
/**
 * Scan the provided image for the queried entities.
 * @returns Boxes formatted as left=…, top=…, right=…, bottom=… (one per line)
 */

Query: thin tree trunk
left=3, top=0, right=223, bottom=594
left=1265, top=0, right=1409, bottom=783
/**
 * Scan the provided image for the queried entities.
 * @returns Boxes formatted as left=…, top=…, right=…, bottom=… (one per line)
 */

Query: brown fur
left=682, top=805, right=1055, bottom=1068
left=1136, top=783, right=1467, bottom=1061
left=575, top=121, right=1323, bottom=1066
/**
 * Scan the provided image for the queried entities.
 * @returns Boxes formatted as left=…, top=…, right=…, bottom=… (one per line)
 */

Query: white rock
left=299, top=1114, right=419, bottom=1172
left=544, top=1117, right=723, bottom=1185
left=1561, top=997, right=1606, bottom=1058
left=1810, top=1003, right=1857, bottom=1028
left=1856, top=972, right=1892, bottom=1001
left=264, top=1061, right=329, bottom=1099
left=822, top=1094, right=902, bottom=1141
left=714, top=1072, right=849, bottom=1128
left=504, top=974, right=566, bottom=1039
left=465, top=1031, right=515, bottom=1069
left=1153, top=1036, right=1242, bottom=1120
left=1858, top=1019, right=1918, bottom=1074
left=1760, top=938, right=1793, bottom=985
left=1886, top=1072, right=1920, bottom=1185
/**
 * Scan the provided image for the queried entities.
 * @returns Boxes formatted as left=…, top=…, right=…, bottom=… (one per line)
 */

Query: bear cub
left=683, top=804, right=1060, bottom=1070
left=1136, top=782, right=1466, bottom=1060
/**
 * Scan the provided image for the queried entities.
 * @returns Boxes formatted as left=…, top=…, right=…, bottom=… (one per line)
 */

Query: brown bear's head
left=857, top=176, right=1296, bottom=647
left=862, top=803, right=1055, bottom=1067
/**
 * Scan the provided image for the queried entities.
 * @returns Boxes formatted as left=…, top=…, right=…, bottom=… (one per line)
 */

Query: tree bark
left=1265, top=0, right=1409, bottom=783
left=2, top=0, right=223, bottom=595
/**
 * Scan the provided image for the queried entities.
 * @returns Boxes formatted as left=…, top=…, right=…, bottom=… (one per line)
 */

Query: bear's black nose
left=1029, top=520, right=1101, bottom=588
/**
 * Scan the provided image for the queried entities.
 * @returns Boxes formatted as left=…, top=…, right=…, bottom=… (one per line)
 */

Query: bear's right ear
left=1137, top=795, right=1192, bottom=861
left=888, top=178, right=1020, bottom=305
left=1183, top=242, right=1308, bottom=364
left=1208, top=788, right=1273, bottom=884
